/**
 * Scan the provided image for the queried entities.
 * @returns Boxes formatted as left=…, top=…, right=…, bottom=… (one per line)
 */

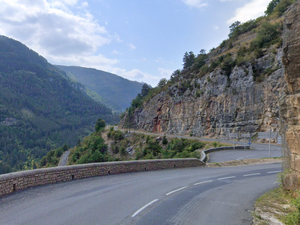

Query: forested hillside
left=56, top=66, right=144, bottom=112
left=0, top=35, right=118, bottom=174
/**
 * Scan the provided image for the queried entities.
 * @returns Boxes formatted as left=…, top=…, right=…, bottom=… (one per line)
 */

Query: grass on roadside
left=253, top=183, right=300, bottom=225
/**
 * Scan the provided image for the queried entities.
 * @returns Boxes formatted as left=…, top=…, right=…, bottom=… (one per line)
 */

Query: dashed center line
left=166, top=186, right=187, bottom=196
left=194, top=180, right=213, bottom=186
left=217, top=176, right=236, bottom=180
left=130, top=170, right=280, bottom=218
left=243, top=173, right=261, bottom=177
left=131, top=199, right=159, bottom=217
left=267, top=171, right=281, bottom=174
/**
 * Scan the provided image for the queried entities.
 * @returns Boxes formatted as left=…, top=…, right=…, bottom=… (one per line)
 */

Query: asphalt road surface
left=209, top=144, right=282, bottom=162
left=58, top=150, right=70, bottom=166
left=0, top=163, right=281, bottom=225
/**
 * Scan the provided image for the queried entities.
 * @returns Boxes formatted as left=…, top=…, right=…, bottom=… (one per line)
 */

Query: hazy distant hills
left=56, top=66, right=144, bottom=112
left=0, top=35, right=117, bottom=173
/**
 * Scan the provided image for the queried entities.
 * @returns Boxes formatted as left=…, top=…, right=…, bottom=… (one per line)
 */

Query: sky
left=0, top=0, right=271, bottom=86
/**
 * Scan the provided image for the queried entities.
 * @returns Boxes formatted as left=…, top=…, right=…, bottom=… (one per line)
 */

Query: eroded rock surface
left=122, top=50, right=285, bottom=138
left=281, top=2, right=300, bottom=189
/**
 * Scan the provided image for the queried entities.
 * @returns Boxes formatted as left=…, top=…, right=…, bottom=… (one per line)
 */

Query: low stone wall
left=0, top=158, right=204, bottom=197
left=200, top=146, right=250, bottom=162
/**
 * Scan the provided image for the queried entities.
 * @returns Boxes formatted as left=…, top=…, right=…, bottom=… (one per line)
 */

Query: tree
left=141, top=83, right=151, bottom=97
left=95, top=118, right=106, bottom=132
left=170, top=69, right=181, bottom=83
left=265, top=0, right=281, bottom=15
left=229, top=21, right=241, bottom=38
left=125, top=108, right=134, bottom=133
left=200, top=49, right=206, bottom=55
left=158, top=78, right=167, bottom=88
left=183, top=51, right=195, bottom=69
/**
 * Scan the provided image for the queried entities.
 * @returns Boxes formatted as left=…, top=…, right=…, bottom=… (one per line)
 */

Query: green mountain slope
left=0, top=35, right=117, bottom=173
left=56, top=65, right=144, bottom=112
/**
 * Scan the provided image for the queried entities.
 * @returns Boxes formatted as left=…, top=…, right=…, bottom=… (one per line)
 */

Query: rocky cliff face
left=124, top=49, right=285, bottom=138
left=120, top=5, right=293, bottom=140
left=281, top=2, right=300, bottom=189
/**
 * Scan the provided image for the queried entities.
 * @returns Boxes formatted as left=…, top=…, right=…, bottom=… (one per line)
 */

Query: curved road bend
left=118, top=128, right=283, bottom=161
left=0, top=163, right=281, bottom=225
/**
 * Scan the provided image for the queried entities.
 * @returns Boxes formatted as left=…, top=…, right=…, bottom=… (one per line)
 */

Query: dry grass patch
left=253, top=187, right=295, bottom=225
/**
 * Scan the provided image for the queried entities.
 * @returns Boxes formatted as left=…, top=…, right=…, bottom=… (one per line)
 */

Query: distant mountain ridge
left=0, top=35, right=117, bottom=173
left=56, top=65, right=143, bottom=112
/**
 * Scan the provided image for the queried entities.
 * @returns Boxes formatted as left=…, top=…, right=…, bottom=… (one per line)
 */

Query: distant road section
left=116, top=127, right=283, bottom=162
left=58, top=150, right=70, bottom=166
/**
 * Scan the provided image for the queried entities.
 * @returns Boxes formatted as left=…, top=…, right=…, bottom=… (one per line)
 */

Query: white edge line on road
left=131, top=199, right=159, bottom=218
left=243, top=173, right=261, bottom=177
left=267, top=171, right=281, bottom=174
left=217, top=176, right=236, bottom=180
left=236, top=154, right=256, bottom=160
left=166, top=186, right=187, bottom=196
left=194, top=180, right=213, bottom=186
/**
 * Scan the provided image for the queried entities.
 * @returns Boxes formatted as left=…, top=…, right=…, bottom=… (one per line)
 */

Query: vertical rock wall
left=124, top=52, right=285, bottom=138
left=281, top=2, right=300, bottom=189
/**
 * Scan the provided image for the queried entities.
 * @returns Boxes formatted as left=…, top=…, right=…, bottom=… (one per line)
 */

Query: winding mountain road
left=0, top=129, right=283, bottom=224
left=0, top=164, right=281, bottom=224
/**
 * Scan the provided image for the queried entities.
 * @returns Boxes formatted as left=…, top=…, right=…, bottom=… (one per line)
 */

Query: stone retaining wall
left=0, top=158, right=204, bottom=197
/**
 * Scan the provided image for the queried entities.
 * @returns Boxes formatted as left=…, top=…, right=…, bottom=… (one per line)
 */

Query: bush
left=221, top=54, right=236, bottom=77
left=54, top=148, right=63, bottom=158
left=162, top=135, right=168, bottom=145
left=285, top=197, right=300, bottom=225
left=250, top=22, right=280, bottom=53
left=95, top=118, right=106, bottom=132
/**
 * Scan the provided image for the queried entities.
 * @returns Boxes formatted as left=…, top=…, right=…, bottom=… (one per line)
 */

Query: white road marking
left=166, top=186, right=187, bottom=196
left=267, top=171, right=281, bottom=174
left=236, top=154, right=256, bottom=160
left=243, top=173, right=261, bottom=177
left=194, top=180, right=213, bottom=186
left=217, top=176, right=236, bottom=180
left=131, top=199, right=159, bottom=217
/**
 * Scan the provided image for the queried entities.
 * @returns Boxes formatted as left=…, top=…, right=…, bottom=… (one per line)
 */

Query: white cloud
left=158, top=68, right=173, bottom=78
left=111, top=68, right=158, bottom=85
left=182, top=0, right=207, bottom=9
left=227, top=0, right=270, bottom=24
left=0, top=0, right=110, bottom=61
left=81, top=1, right=89, bottom=8
left=156, top=57, right=164, bottom=64
left=0, top=0, right=157, bottom=85
left=114, top=33, right=123, bottom=42
left=213, top=25, right=219, bottom=30
left=128, top=43, right=136, bottom=50
left=112, top=50, right=121, bottom=55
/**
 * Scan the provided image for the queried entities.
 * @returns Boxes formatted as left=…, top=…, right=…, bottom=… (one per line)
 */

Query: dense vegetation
left=56, top=65, right=143, bottom=112
left=122, top=0, right=294, bottom=123
left=0, top=35, right=118, bottom=174
left=40, top=144, right=69, bottom=167
left=68, top=125, right=225, bottom=165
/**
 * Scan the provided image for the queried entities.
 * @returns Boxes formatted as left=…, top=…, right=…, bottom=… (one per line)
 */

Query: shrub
left=54, top=148, right=63, bottom=158
left=162, top=135, right=168, bottom=145
left=285, top=197, right=300, bottom=225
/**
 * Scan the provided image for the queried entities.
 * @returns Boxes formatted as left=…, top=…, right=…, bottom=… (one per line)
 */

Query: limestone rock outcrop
left=281, top=2, right=300, bottom=189
left=122, top=50, right=285, bottom=138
